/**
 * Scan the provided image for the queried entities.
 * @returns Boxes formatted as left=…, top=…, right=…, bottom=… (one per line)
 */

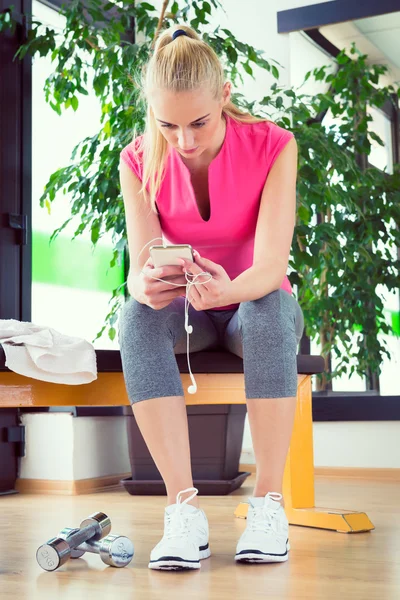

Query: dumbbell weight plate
left=80, top=512, right=111, bottom=542
left=36, top=538, right=71, bottom=572
left=97, top=535, right=134, bottom=568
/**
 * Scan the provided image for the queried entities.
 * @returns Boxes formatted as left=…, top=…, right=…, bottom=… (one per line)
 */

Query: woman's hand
left=128, top=257, right=188, bottom=310
left=179, top=251, right=232, bottom=310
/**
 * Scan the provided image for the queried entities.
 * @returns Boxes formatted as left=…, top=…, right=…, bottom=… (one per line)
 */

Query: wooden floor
left=1, top=473, right=399, bottom=600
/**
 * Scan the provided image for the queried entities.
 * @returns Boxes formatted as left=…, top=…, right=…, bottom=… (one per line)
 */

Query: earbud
left=187, top=371, right=197, bottom=394
left=185, top=310, right=193, bottom=334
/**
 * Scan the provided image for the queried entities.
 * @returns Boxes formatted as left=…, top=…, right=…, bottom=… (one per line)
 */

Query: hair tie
left=172, top=29, right=188, bottom=41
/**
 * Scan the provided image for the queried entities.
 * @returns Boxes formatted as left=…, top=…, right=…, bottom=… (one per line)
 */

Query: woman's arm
left=119, top=160, right=162, bottom=284
left=224, top=136, right=298, bottom=305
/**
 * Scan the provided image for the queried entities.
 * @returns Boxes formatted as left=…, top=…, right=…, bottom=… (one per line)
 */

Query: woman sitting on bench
left=118, top=24, right=304, bottom=571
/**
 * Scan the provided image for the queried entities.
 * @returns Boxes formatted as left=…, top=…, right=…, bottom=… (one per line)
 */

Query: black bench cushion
left=92, top=348, right=324, bottom=374
left=175, top=351, right=324, bottom=374
left=0, top=345, right=324, bottom=375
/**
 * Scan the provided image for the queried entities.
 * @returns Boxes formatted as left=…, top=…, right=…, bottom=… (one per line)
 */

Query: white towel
left=0, top=319, right=97, bottom=384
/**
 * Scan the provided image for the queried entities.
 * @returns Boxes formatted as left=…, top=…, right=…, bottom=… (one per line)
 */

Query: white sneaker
left=148, top=487, right=211, bottom=571
left=235, top=492, right=290, bottom=563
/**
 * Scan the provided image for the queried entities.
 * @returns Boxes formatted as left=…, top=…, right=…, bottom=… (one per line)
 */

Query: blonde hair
left=132, top=24, right=270, bottom=212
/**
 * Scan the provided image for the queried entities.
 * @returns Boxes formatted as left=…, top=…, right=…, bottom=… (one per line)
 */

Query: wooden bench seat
left=0, top=346, right=373, bottom=533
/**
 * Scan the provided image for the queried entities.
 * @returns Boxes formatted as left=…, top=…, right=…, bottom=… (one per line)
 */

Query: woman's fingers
left=187, top=283, right=203, bottom=306
left=147, top=286, right=186, bottom=310
left=180, top=259, right=212, bottom=290
left=143, top=265, right=187, bottom=289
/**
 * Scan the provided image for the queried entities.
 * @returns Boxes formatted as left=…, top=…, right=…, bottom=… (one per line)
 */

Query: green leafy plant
left=1, top=0, right=399, bottom=390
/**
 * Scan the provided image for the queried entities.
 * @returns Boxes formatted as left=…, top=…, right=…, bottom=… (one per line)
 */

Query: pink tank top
left=120, top=114, right=294, bottom=310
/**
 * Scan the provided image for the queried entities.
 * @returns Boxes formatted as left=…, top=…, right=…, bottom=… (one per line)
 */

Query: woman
left=118, top=24, right=304, bottom=571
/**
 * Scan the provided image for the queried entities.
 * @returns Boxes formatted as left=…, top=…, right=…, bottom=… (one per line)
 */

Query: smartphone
left=149, top=244, right=194, bottom=268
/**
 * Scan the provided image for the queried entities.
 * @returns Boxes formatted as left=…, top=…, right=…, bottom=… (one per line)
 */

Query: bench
left=0, top=345, right=373, bottom=533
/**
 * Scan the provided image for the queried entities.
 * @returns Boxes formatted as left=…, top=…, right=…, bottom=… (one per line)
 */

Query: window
left=31, top=1, right=124, bottom=349
left=289, top=29, right=400, bottom=394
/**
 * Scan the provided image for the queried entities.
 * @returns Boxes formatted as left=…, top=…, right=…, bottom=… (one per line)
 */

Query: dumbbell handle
left=78, top=539, right=105, bottom=554
left=61, top=522, right=101, bottom=550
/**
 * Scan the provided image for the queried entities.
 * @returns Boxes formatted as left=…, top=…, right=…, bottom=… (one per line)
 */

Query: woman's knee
left=239, top=290, right=299, bottom=398
left=238, top=289, right=305, bottom=349
left=239, top=289, right=294, bottom=331
left=118, top=296, right=185, bottom=350
left=118, top=298, right=185, bottom=404
left=119, top=297, right=143, bottom=335
left=118, top=298, right=158, bottom=346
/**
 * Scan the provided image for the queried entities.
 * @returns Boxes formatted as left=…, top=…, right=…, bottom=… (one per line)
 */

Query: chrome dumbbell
left=59, top=527, right=134, bottom=568
left=36, top=512, right=111, bottom=572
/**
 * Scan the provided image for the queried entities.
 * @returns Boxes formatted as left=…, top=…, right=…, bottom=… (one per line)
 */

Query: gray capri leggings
left=118, top=289, right=305, bottom=404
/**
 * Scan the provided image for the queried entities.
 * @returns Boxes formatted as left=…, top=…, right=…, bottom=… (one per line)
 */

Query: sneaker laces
left=249, top=492, right=282, bottom=535
left=165, top=487, right=199, bottom=541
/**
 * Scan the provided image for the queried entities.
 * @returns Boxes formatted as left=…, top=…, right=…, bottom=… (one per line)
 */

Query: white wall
left=72, top=416, right=131, bottom=478
left=19, top=413, right=75, bottom=480
left=242, top=418, right=400, bottom=468
left=18, top=409, right=400, bottom=484
left=19, top=413, right=131, bottom=481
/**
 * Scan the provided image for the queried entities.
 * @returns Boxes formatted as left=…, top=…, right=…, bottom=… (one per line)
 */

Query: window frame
left=277, top=0, right=400, bottom=34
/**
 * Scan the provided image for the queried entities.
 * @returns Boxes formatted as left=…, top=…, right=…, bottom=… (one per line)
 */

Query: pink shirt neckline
left=169, top=114, right=231, bottom=224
